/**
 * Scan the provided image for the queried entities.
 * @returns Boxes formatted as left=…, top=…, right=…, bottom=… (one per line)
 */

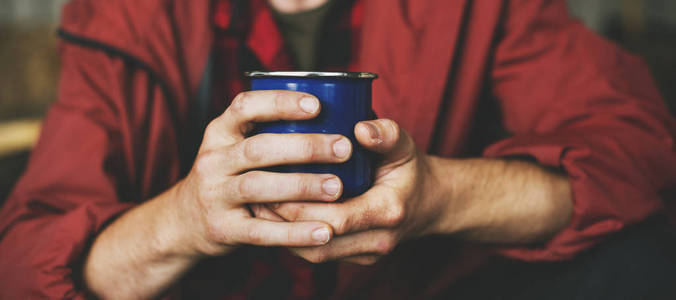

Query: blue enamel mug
left=245, top=71, right=378, bottom=198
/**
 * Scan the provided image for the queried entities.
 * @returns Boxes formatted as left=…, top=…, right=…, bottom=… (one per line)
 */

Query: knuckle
left=203, top=120, right=220, bottom=139
left=246, top=231, right=262, bottom=245
left=382, top=119, right=400, bottom=137
left=378, top=119, right=401, bottom=146
left=196, top=187, right=217, bottom=206
left=236, top=173, right=259, bottom=201
left=297, top=137, right=318, bottom=161
left=272, top=91, right=286, bottom=113
left=203, top=215, right=224, bottom=243
left=193, top=152, right=214, bottom=177
left=192, top=154, right=218, bottom=200
left=224, top=93, right=256, bottom=135
left=242, top=137, right=265, bottom=164
left=230, top=93, right=249, bottom=115
left=334, top=216, right=351, bottom=235
left=384, top=203, right=406, bottom=227
left=292, top=174, right=312, bottom=197
left=246, top=227, right=263, bottom=244
left=277, top=202, right=304, bottom=222
left=375, top=234, right=397, bottom=255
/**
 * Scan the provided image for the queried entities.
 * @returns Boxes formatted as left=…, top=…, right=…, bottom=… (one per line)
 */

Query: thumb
left=355, top=119, right=416, bottom=165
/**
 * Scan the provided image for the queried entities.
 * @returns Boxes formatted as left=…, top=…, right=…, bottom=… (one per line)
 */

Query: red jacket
left=2, top=0, right=675, bottom=299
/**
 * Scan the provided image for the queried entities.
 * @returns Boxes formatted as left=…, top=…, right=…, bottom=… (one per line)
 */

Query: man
left=1, top=0, right=675, bottom=299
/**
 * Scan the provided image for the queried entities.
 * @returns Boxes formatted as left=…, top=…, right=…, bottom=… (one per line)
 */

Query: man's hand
left=257, top=119, right=573, bottom=266
left=84, top=90, right=355, bottom=299
left=255, top=119, right=447, bottom=265
left=177, top=90, right=355, bottom=256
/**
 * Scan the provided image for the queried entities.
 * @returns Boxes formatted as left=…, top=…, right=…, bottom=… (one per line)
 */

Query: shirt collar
left=213, top=0, right=362, bottom=71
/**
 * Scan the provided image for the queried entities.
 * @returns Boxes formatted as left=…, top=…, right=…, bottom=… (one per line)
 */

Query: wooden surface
left=0, top=119, right=41, bottom=158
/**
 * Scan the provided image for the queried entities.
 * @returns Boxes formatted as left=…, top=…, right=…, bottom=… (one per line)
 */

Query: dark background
left=1, top=0, right=676, bottom=203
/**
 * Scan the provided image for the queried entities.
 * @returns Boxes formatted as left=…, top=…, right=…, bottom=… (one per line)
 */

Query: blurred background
left=1, top=0, right=675, bottom=203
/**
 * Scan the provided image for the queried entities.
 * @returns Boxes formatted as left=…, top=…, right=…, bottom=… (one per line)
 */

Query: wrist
left=84, top=180, right=211, bottom=298
left=426, top=158, right=574, bottom=244
left=424, top=157, right=478, bottom=236
left=146, top=183, right=204, bottom=261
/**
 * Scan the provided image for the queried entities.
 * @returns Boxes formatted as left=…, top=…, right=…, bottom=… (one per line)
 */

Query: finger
left=250, top=204, right=285, bottom=221
left=342, top=255, right=382, bottom=266
left=229, top=171, right=343, bottom=204
left=271, top=187, right=404, bottom=235
left=223, top=90, right=320, bottom=134
left=231, top=218, right=333, bottom=247
left=226, top=133, right=352, bottom=172
left=289, top=230, right=397, bottom=264
left=354, top=119, right=416, bottom=165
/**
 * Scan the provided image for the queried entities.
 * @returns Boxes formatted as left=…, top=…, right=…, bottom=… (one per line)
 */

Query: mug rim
left=245, top=71, right=378, bottom=79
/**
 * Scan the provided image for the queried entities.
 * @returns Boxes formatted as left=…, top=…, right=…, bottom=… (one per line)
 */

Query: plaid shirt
left=211, top=0, right=363, bottom=117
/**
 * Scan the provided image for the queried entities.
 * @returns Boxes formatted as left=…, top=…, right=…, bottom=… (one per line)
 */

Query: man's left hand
left=253, top=119, right=446, bottom=265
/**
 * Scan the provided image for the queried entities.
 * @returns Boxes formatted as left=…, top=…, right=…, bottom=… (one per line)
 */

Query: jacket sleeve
left=0, top=42, right=160, bottom=298
left=484, top=0, right=676, bottom=261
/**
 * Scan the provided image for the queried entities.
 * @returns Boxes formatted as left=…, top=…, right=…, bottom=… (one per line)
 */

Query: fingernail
left=312, top=228, right=331, bottom=244
left=322, top=178, right=341, bottom=197
left=300, top=97, right=319, bottom=114
left=333, top=138, right=351, bottom=158
left=362, top=122, right=382, bottom=144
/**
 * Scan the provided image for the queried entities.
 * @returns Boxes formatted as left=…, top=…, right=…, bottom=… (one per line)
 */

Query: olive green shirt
left=271, top=0, right=336, bottom=70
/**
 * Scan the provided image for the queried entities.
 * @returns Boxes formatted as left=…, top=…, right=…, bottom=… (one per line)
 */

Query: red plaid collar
left=213, top=0, right=363, bottom=71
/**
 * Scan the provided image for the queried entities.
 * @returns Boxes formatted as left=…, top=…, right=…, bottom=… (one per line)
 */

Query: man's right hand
left=178, top=90, right=353, bottom=256
left=84, top=90, right=351, bottom=299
